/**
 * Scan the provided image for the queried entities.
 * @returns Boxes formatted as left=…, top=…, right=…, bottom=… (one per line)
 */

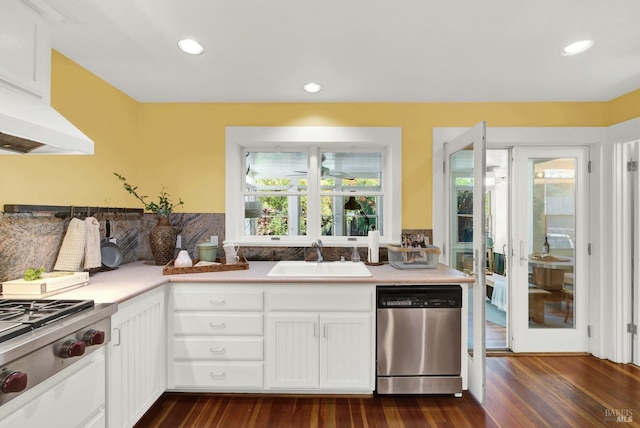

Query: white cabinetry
left=108, top=286, right=166, bottom=428
left=267, top=285, right=374, bottom=392
left=0, top=1, right=51, bottom=101
left=168, top=284, right=264, bottom=390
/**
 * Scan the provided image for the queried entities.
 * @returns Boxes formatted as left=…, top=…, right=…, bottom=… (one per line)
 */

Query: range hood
left=0, top=86, right=94, bottom=155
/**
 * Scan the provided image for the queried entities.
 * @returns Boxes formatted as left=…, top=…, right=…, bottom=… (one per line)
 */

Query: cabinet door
left=109, top=287, right=166, bottom=428
left=320, top=314, right=371, bottom=390
left=268, top=314, right=319, bottom=388
left=0, top=1, right=51, bottom=101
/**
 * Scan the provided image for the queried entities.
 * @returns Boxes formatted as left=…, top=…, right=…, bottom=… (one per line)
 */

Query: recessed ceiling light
left=561, top=40, right=593, bottom=56
left=177, top=39, right=204, bottom=55
left=303, top=82, right=322, bottom=93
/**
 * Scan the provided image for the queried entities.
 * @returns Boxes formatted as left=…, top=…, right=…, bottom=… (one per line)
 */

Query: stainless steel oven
left=376, top=285, right=462, bottom=395
left=0, top=299, right=116, bottom=407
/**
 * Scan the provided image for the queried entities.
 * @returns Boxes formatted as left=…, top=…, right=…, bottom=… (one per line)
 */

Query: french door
left=511, top=146, right=590, bottom=352
left=444, top=122, right=486, bottom=403
left=614, top=140, right=640, bottom=365
left=633, top=143, right=640, bottom=366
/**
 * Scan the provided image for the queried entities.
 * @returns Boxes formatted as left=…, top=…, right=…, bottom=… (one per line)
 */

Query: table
left=528, top=286, right=552, bottom=323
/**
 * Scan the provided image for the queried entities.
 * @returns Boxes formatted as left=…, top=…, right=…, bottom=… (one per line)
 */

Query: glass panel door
left=634, top=141, right=640, bottom=366
left=512, top=147, right=589, bottom=352
left=445, top=122, right=486, bottom=403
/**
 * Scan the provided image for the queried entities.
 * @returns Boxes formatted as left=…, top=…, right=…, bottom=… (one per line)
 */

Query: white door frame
left=433, top=126, right=606, bottom=354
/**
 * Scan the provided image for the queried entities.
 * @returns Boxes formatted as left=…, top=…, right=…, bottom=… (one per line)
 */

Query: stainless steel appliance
left=0, top=299, right=116, bottom=406
left=376, top=285, right=462, bottom=395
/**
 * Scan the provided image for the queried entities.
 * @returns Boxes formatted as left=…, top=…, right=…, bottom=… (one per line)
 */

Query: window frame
left=225, top=126, right=402, bottom=246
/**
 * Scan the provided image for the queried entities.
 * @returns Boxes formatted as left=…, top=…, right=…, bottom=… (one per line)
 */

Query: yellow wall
left=137, top=102, right=608, bottom=228
left=0, top=52, right=139, bottom=208
left=1, top=51, right=637, bottom=229
left=607, top=88, right=640, bottom=125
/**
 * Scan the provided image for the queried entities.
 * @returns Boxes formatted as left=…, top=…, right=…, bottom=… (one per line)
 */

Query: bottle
left=542, top=236, right=550, bottom=255
left=352, top=245, right=361, bottom=263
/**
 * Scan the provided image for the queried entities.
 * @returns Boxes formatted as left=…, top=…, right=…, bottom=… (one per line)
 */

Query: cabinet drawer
left=173, top=313, right=263, bottom=335
left=269, top=290, right=372, bottom=311
left=173, top=362, right=263, bottom=388
left=173, top=289, right=263, bottom=311
left=173, top=337, right=263, bottom=360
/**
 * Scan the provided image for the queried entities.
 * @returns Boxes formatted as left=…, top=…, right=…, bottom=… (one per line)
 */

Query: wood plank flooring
left=485, top=321, right=507, bottom=349
left=135, top=356, right=640, bottom=428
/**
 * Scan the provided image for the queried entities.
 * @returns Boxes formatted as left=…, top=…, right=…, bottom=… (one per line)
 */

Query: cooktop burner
left=0, top=299, right=94, bottom=343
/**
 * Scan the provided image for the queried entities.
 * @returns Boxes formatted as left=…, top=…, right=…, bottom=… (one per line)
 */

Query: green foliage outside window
left=250, top=178, right=379, bottom=237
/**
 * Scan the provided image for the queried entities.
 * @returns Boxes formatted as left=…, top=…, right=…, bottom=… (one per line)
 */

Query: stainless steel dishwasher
left=376, top=285, right=462, bottom=396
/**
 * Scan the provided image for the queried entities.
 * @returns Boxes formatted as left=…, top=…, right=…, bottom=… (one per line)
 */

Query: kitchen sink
left=267, top=261, right=372, bottom=277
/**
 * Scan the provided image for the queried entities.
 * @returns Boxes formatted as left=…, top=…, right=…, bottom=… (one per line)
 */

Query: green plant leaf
left=23, top=267, right=45, bottom=281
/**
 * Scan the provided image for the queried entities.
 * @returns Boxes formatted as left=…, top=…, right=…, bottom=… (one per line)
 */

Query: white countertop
left=38, top=261, right=473, bottom=304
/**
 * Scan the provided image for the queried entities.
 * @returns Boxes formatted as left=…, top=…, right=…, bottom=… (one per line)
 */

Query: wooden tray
left=162, top=256, right=249, bottom=275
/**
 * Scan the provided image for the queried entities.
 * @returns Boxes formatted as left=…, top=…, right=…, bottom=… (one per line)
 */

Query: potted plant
left=114, top=173, right=184, bottom=265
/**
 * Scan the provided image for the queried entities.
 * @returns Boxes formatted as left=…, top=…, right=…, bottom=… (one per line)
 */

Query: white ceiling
left=42, top=0, right=640, bottom=103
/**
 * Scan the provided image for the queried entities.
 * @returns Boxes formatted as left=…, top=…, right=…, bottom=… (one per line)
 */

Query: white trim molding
left=225, top=126, right=402, bottom=246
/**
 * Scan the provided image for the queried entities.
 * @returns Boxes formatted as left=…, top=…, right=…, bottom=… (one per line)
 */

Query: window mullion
left=306, top=146, right=320, bottom=240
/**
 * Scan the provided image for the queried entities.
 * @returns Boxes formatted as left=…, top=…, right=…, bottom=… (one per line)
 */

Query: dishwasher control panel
left=377, top=285, right=462, bottom=308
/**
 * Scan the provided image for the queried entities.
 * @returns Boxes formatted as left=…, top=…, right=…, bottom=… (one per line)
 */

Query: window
left=226, top=127, right=401, bottom=246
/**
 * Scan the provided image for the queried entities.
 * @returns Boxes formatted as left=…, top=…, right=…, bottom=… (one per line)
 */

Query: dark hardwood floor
left=485, top=320, right=507, bottom=350
left=135, top=356, right=640, bottom=427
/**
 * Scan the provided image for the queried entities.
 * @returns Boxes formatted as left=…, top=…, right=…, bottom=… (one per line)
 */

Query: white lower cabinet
left=269, top=314, right=320, bottom=388
left=108, top=286, right=166, bottom=428
left=268, top=313, right=371, bottom=390
left=168, top=284, right=265, bottom=391
left=321, top=314, right=371, bottom=389
left=267, top=286, right=374, bottom=392
left=167, top=283, right=374, bottom=394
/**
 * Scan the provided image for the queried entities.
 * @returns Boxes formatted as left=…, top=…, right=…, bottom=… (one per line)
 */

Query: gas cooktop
left=0, top=299, right=94, bottom=344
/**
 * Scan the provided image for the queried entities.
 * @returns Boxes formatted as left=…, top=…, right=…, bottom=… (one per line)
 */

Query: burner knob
left=83, top=329, right=105, bottom=346
left=0, top=371, right=27, bottom=394
left=60, top=340, right=86, bottom=358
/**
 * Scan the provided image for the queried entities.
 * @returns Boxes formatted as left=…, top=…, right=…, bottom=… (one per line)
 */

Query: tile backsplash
left=0, top=210, right=432, bottom=282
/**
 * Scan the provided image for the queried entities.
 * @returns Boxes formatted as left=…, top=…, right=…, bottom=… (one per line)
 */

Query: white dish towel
left=84, top=216, right=102, bottom=269
left=54, top=218, right=87, bottom=271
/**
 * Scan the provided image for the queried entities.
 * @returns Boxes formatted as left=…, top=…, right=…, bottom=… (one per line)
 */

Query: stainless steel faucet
left=311, top=239, right=324, bottom=262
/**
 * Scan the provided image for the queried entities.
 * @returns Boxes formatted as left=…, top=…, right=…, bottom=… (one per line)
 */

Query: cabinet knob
left=209, top=347, right=226, bottom=354
left=209, top=322, right=226, bottom=329
left=0, top=371, right=27, bottom=394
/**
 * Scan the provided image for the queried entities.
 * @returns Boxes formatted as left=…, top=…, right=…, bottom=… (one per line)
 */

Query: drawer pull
left=209, top=322, right=227, bottom=329
left=209, top=347, right=226, bottom=354
left=209, top=299, right=226, bottom=306
left=209, top=372, right=226, bottom=380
